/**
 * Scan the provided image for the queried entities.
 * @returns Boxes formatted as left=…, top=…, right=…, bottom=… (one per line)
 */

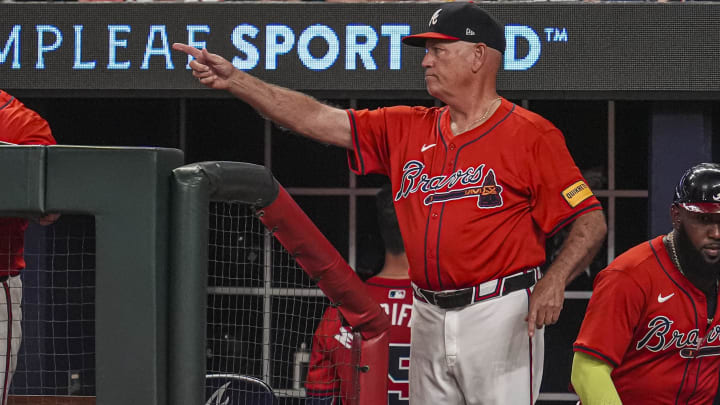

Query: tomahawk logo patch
left=424, top=170, right=503, bottom=208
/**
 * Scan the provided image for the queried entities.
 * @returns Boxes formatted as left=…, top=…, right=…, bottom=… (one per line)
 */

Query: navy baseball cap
left=673, top=163, right=720, bottom=214
left=402, top=3, right=505, bottom=53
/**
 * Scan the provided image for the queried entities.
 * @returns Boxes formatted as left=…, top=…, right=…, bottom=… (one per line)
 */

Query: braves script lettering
left=636, top=316, right=720, bottom=358
left=395, top=160, right=503, bottom=208
left=395, top=160, right=486, bottom=200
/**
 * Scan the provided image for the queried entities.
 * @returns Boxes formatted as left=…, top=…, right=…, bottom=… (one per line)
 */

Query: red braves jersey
left=305, top=276, right=412, bottom=405
left=0, top=91, right=56, bottom=274
left=347, top=99, right=601, bottom=290
left=574, top=236, right=720, bottom=404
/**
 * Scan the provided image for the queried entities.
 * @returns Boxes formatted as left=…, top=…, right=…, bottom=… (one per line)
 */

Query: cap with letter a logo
left=402, top=2, right=505, bottom=53
left=673, top=162, right=720, bottom=214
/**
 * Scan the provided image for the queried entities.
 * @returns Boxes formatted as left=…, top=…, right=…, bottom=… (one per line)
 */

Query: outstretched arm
left=172, top=44, right=353, bottom=149
left=526, top=209, right=607, bottom=337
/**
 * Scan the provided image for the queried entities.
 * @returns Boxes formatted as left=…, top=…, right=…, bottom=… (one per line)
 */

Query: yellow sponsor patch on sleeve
left=562, top=180, right=593, bottom=208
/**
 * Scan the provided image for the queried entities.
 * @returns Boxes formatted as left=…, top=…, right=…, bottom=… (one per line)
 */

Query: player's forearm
left=571, top=352, right=622, bottom=405
left=226, top=70, right=353, bottom=149
left=546, top=210, right=607, bottom=285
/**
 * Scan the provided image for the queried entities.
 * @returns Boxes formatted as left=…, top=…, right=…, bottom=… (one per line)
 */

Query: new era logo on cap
left=402, top=2, right=505, bottom=53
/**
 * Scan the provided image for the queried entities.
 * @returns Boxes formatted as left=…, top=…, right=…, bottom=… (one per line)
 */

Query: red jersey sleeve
left=346, top=108, right=392, bottom=176
left=573, top=268, right=646, bottom=367
left=346, top=106, right=427, bottom=177
left=0, top=91, right=55, bottom=274
left=305, top=307, right=342, bottom=398
left=0, top=92, right=56, bottom=146
left=528, top=128, right=601, bottom=236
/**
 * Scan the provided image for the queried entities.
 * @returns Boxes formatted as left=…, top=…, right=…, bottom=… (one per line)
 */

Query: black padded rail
left=169, top=160, right=279, bottom=405
left=172, top=161, right=279, bottom=207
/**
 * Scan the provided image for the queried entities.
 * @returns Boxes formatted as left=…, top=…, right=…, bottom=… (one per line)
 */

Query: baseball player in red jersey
left=306, top=184, right=412, bottom=405
left=173, top=3, right=607, bottom=403
left=572, top=163, right=720, bottom=404
left=0, top=90, right=58, bottom=405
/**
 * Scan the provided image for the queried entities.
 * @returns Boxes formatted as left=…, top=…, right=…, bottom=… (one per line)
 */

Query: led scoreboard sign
left=1, top=3, right=720, bottom=96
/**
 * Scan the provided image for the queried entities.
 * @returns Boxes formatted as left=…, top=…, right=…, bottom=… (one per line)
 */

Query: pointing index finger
left=172, top=43, right=203, bottom=59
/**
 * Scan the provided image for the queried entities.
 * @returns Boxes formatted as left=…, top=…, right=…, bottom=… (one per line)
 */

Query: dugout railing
left=0, top=145, right=183, bottom=405
left=169, top=161, right=390, bottom=405
left=0, top=146, right=389, bottom=404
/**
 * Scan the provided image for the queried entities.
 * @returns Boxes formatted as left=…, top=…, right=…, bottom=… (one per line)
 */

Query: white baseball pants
left=0, top=275, right=21, bottom=405
left=409, top=287, right=543, bottom=405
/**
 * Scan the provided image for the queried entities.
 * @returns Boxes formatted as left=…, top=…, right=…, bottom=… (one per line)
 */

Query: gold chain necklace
left=668, top=230, right=717, bottom=325
left=668, top=230, right=685, bottom=276
left=455, top=97, right=502, bottom=134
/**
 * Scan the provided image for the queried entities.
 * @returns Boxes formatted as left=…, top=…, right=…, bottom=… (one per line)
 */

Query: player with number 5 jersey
left=306, top=185, right=412, bottom=405
left=305, top=276, right=412, bottom=405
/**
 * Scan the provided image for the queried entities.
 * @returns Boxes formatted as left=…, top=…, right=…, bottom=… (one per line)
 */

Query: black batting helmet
left=673, top=162, right=720, bottom=214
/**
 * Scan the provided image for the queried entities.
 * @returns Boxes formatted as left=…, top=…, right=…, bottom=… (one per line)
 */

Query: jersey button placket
left=446, top=144, right=457, bottom=173
left=427, top=141, right=450, bottom=288
left=427, top=209, right=439, bottom=273
left=429, top=211, right=439, bottom=258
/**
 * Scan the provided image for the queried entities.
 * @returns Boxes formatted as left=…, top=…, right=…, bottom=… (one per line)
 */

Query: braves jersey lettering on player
left=347, top=100, right=602, bottom=291
left=306, top=277, right=412, bottom=405
left=574, top=236, right=720, bottom=404
left=397, top=161, right=503, bottom=208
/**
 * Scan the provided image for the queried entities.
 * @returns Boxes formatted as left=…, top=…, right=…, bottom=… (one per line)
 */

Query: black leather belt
left=0, top=275, right=10, bottom=283
left=414, top=268, right=539, bottom=309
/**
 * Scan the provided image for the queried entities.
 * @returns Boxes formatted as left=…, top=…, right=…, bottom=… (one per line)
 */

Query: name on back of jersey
left=380, top=303, right=412, bottom=327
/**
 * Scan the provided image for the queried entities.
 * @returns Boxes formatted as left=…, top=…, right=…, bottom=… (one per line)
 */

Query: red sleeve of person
left=0, top=90, right=58, bottom=275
